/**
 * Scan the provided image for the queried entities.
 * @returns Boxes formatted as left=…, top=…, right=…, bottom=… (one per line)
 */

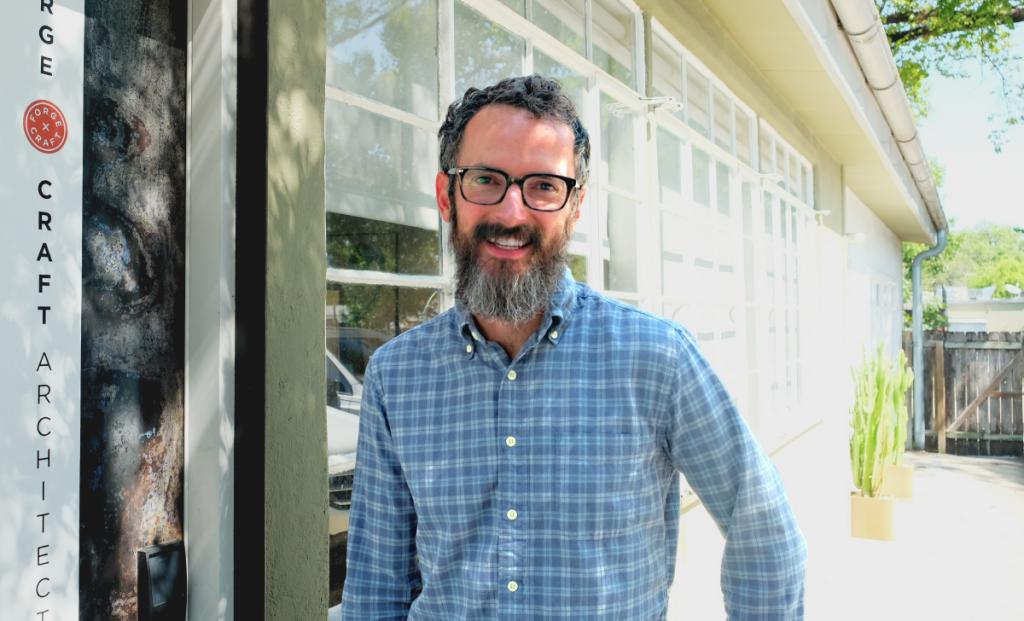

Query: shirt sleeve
left=662, top=329, right=807, bottom=620
left=341, top=359, right=421, bottom=620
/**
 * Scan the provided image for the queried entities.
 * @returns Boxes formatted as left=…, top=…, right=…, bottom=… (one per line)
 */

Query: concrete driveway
left=670, top=416, right=1024, bottom=620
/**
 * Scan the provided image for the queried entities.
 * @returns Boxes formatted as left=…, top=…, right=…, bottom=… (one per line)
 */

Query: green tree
left=877, top=0, right=1023, bottom=149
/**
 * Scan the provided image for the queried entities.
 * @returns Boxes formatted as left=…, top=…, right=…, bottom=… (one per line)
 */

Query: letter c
left=36, top=576, right=50, bottom=598
left=38, top=180, right=52, bottom=199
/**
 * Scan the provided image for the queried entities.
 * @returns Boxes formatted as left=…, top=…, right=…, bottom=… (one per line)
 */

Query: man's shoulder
left=571, top=281, right=692, bottom=344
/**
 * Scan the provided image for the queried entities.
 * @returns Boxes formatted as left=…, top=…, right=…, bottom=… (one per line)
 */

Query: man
left=342, top=75, right=806, bottom=620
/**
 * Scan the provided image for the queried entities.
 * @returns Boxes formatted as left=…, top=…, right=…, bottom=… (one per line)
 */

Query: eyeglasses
left=447, top=166, right=578, bottom=212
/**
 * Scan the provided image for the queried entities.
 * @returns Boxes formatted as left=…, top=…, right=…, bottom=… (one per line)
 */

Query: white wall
left=843, top=186, right=904, bottom=363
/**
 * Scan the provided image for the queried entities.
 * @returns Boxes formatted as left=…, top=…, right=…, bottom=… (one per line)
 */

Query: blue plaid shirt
left=342, top=271, right=806, bottom=620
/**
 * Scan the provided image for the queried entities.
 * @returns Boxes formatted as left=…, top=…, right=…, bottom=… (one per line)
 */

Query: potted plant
left=849, top=345, right=896, bottom=540
left=880, top=350, right=914, bottom=499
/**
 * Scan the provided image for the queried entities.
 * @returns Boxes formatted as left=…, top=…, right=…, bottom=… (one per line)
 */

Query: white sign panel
left=0, top=1, right=84, bottom=619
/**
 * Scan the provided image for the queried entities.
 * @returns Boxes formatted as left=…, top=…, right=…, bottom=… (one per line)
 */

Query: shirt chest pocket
left=532, top=431, right=652, bottom=540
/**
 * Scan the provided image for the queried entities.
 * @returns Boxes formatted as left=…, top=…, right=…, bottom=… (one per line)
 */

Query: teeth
left=489, top=236, right=528, bottom=249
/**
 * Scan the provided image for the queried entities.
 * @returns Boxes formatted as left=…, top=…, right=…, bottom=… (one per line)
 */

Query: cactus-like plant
left=850, top=345, right=895, bottom=497
left=889, top=350, right=914, bottom=466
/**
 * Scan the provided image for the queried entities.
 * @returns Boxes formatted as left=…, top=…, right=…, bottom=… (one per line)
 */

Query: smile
left=487, top=235, right=531, bottom=250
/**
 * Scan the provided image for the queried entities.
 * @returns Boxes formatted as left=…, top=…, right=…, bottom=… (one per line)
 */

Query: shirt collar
left=455, top=267, right=576, bottom=348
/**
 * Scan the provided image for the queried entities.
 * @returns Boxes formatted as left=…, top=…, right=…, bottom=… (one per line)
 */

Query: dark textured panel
left=80, top=0, right=186, bottom=618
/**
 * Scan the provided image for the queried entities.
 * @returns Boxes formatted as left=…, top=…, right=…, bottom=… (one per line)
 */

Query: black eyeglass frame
left=447, top=166, right=579, bottom=212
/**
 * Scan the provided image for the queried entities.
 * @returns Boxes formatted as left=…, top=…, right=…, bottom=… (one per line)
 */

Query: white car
left=326, top=349, right=361, bottom=535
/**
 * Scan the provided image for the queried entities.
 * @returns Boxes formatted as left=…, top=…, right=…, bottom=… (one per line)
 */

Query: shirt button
left=506, top=509, right=518, bottom=521
left=505, top=436, right=516, bottom=448
left=507, top=580, right=519, bottom=593
left=507, top=369, right=517, bottom=381
left=465, top=344, right=473, bottom=353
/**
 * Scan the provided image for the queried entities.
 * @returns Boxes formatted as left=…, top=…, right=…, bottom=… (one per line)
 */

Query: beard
left=450, top=205, right=572, bottom=325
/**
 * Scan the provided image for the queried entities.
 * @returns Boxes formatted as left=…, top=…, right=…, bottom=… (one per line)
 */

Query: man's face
left=435, top=104, right=585, bottom=323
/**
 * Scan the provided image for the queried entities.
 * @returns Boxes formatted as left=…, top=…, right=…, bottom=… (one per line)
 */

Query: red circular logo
left=23, top=100, right=68, bottom=154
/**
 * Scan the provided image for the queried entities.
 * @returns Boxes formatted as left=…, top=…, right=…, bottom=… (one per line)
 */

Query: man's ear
left=572, top=187, right=586, bottom=222
left=436, top=171, right=453, bottom=223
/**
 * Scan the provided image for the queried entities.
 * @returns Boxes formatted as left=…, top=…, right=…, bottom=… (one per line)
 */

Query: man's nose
left=491, top=182, right=532, bottom=225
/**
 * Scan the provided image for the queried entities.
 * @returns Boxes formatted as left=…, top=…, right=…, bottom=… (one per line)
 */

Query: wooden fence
left=903, top=331, right=1024, bottom=457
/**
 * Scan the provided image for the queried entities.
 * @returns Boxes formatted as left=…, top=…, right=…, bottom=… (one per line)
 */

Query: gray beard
left=450, top=211, right=569, bottom=325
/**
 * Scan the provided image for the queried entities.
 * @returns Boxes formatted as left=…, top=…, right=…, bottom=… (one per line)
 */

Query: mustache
left=472, top=222, right=541, bottom=246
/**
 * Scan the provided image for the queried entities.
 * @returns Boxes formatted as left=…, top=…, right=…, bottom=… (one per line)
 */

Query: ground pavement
left=670, top=414, right=1024, bottom=620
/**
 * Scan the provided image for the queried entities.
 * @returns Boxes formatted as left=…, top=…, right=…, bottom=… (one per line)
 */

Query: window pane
left=652, top=34, right=685, bottom=123
left=532, top=0, right=585, bottom=55
left=759, top=130, right=773, bottom=173
left=657, top=127, right=683, bottom=206
left=601, top=92, right=635, bottom=191
left=692, top=147, right=711, bottom=208
left=325, top=284, right=441, bottom=382
left=713, top=87, right=732, bottom=152
left=326, top=0, right=438, bottom=120
left=534, top=50, right=585, bottom=111
left=686, top=63, right=710, bottom=137
left=326, top=101, right=438, bottom=232
left=569, top=253, right=588, bottom=283
left=716, top=161, right=731, bottom=216
left=500, top=0, right=525, bottom=13
left=455, top=2, right=525, bottom=96
left=327, top=213, right=440, bottom=275
left=603, top=195, right=638, bottom=292
left=592, top=0, right=634, bottom=86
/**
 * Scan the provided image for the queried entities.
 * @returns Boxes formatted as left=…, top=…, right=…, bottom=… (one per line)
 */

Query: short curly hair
left=438, top=75, right=591, bottom=200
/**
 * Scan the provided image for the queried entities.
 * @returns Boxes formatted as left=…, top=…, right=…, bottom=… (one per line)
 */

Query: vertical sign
left=0, top=1, right=84, bottom=619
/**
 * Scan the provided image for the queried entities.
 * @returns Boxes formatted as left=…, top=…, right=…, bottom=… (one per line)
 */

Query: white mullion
left=584, top=0, right=594, bottom=61
left=632, top=3, right=645, bottom=94
left=439, top=0, right=456, bottom=311
left=327, top=267, right=450, bottom=291
left=325, top=85, right=438, bottom=133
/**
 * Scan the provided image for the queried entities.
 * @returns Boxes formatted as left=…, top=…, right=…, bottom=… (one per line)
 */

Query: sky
left=915, top=27, right=1024, bottom=231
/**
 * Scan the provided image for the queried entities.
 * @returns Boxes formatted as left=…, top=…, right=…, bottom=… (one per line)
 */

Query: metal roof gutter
left=829, top=0, right=948, bottom=232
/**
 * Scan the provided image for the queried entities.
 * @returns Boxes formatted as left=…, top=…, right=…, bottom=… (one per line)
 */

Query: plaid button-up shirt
left=342, top=271, right=806, bottom=620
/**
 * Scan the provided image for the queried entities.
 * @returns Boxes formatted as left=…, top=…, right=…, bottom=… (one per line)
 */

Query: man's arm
left=662, top=330, right=807, bottom=620
left=341, top=360, right=421, bottom=620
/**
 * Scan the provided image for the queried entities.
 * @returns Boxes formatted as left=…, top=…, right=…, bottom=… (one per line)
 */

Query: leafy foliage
left=876, top=0, right=1024, bottom=149
left=903, top=223, right=1024, bottom=327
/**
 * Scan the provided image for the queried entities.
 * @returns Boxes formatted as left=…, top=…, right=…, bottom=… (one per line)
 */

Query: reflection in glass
left=657, top=127, right=683, bottom=206
left=325, top=283, right=440, bottom=607
left=455, top=3, right=525, bottom=97
left=603, top=195, right=637, bottom=292
left=532, top=0, right=585, bottom=55
left=569, top=254, right=588, bottom=283
left=326, top=0, right=438, bottom=120
left=652, top=34, right=685, bottom=123
left=326, top=101, right=438, bottom=233
left=327, top=213, right=441, bottom=275
left=601, top=93, right=635, bottom=191
left=687, top=63, right=710, bottom=137
left=534, top=51, right=585, bottom=111
left=692, top=148, right=710, bottom=208
left=326, top=284, right=441, bottom=382
left=713, top=87, right=732, bottom=152
left=592, top=0, right=634, bottom=86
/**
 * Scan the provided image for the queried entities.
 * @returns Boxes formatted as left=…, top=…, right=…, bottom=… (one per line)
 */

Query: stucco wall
left=264, top=0, right=328, bottom=618
left=844, top=186, right=904, bottom=359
